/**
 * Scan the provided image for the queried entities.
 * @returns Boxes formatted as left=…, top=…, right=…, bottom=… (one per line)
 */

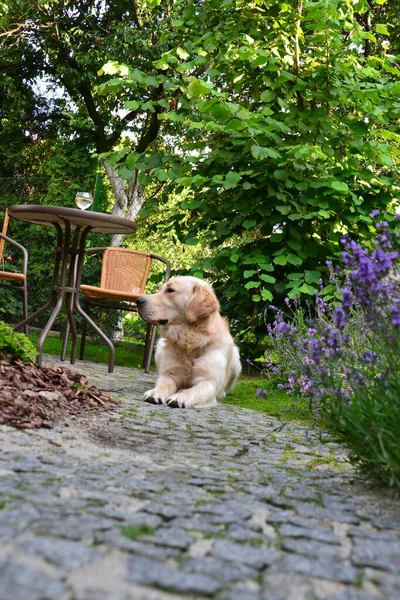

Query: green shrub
left=0, top=321, right=36, bottom=363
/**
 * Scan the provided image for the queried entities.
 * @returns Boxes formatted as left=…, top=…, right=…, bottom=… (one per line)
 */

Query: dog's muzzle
left=136, top=297, right=168, bottom=326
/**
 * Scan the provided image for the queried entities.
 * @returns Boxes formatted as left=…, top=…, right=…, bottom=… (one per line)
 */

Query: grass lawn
left=29, top=332, right=313, bottom=425
left=29, top=331, right=147, bottom=370
left=222, top=376, right=313, bottom=424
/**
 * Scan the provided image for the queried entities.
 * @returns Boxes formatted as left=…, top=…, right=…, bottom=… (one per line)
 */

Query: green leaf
left=243, top=219, right=257, bottom=229
left=378, top=155, right=393, bottom=166
left=124, top=100, right=140, bottom=110
left=223, top=171, right=241, bottom=189
left=376, top=24, right=389, bottom=35
left=188, top=78, right=212, bottom=97
left=177, top=46, right=190, bottom=59
left=299, top=283, right=316, bottom=295
left=305, top=270, right=322, bottom=284
left=276, top=205, right=290, bottom=215
left=181, top=199, right=202, bottom=209
left=131, top=69, right=145, bottom=83
left=117, top=165, right=135, bottom=181
left=288, top=239, right=301, bottom=251
left=145, top=75, right=159, bottom=87
left=260, top=274, right=276, bottom=284
left=330, top=181, right=349, bottom=193
left=245, top=281, right=259, bottom=290
left=273, top=255, right=288, bottom=265
left=274, top=170, right=289, bottom=180
left=125, top=152, right=141, bottom=169
left=260, top=90, right=274, bottom=102
left=287, top=272, right=303, bottom=281
left=153, top=59, right=170, bottom=70
left=185, top=237, right=200, bottom=246
left=261, top=289, right=273, bottom=301
left=251, top=145, right=280, bottom=160
left=141, top=101, right=155, bottom=112
left=244, top=270, right=257, bottom=278
left=270, top=233, right=284, bottom=242
left=287, top=253, right=303, bottom=266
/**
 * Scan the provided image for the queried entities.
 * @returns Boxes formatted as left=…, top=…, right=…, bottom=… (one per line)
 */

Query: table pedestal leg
left=35, top=295, right=65, bottom=367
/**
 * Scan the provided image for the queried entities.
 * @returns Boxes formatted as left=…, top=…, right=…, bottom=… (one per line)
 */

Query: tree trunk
left=101, top=157, right=146, bottom=341
left=102, top=157, right=145, bottom=247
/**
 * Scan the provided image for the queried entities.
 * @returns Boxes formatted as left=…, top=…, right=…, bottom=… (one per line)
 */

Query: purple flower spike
left=341, top=288, right=352, bottom=310
left=256, top=388, right=267, bottom=399
left=370, top=209, right=380, bottom=219
left=332, top=306, right=346, bottom=329
left=390, top=304, right=400, bottom=328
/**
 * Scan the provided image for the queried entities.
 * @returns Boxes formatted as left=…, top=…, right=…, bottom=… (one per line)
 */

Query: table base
left=14, top=220, right=116, bottom=373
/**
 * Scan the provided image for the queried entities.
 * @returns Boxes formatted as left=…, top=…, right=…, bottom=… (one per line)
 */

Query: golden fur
left=136, top=276, right=241, bottom=408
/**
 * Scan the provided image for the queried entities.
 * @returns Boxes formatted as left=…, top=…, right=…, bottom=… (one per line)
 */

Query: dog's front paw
left=167, top=394, right=189, bottom=408
left=143, top=389, right=169, bottom=405
left=167, top=392, right=218, bottom=409
left=167, top=393, right=194, bottom=409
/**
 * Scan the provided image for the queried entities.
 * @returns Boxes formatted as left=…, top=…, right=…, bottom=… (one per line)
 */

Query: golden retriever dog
left=135, top=276, right=241, bottom=408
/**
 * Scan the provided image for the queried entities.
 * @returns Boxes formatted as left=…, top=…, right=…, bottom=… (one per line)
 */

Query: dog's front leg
left=143, top=375, right=178, bottom=405
left=167, top=378, right=218, bottom=409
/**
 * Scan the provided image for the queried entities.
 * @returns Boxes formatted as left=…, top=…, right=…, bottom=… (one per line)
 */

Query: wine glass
left=75, top=192, right=93, bottom=210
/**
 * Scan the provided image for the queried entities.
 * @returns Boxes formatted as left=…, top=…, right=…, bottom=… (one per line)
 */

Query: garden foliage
left=265, top=213, right=400, bottom=487
left=0, top=320, right=35, bottom=363
left=1, top=0, right=400, bottom=349
left=103, top=0, right=400, bottom=343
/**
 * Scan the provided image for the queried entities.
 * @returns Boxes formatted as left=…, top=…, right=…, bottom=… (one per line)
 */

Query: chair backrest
left=0, top=209, right=10, bottom=263
left=100, top=248, right=153, bottom=294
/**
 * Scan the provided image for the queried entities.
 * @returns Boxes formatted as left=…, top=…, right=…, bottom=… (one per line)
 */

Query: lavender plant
left=265, top=214, right=400, bottom=487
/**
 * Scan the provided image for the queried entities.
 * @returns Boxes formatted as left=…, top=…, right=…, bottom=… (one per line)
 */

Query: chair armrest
left=0, top=232, right=28, bottom=276
left=84, top=247, right=108, bottom=254
left=150, top=254, right=172, bottom=283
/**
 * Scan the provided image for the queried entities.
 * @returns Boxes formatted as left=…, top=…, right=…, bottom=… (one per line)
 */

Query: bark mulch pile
left=0, top=359, right=118, bottom=429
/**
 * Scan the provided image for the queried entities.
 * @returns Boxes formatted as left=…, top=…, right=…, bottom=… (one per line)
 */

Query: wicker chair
left=0, top=209, right=29, bottom=335
left=78, top=247, right=171, bottom=373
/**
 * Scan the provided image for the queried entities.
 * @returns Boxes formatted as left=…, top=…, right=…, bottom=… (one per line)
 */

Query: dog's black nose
left=136, top=297, right=145, bottom=308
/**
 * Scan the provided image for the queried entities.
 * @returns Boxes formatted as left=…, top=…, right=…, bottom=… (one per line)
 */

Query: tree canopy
left=1, top=0, right=399, bottom=346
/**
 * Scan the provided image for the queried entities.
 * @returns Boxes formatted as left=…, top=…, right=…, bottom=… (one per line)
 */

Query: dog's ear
left=186, top=283, right=219, bottom=323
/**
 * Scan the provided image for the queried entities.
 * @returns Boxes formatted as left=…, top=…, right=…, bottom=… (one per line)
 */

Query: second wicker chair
left=79, top=247, right=171, bottom=373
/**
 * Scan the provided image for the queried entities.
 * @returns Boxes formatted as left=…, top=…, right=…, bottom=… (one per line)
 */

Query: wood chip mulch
left=0, top=359, right=118, bottom=429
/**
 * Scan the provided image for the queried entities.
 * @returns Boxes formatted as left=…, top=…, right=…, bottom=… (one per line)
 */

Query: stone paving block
left=29, top=515, right=114, bottom=540
left=0, top=559, right=67, bottom=600
left=181, top=555, right=259, bottom=583
left=142, top=526, right=194, bottom=549
left=330, top=591, right=387, bottom=600
left=18, top=536, right=104, bottom=571
left=278, top=523, right=340, bottom=544
left=94, top=529, right=181, bottom=560
left=278, top=554, right=359, bottom=584
left=125, top=555, right=222, bottom=595
left=211, top=539, right=279, bottom=569
left=281, top=536, right=342, bottom=559
left=351, top=537, right=400, bottom=572
left=217, top=588, right=262, bottom=600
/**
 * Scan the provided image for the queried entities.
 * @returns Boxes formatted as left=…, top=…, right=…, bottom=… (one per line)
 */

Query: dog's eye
left=166, top=288, right=174, bottom=294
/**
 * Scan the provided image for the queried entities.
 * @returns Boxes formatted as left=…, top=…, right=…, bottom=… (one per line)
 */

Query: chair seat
left=80, top=284, right=141, bottom=303
left=0, top=271, right=25, bottom=282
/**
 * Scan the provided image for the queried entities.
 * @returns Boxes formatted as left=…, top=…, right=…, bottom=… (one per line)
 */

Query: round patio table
left=8, top=205, right=137, bottom=373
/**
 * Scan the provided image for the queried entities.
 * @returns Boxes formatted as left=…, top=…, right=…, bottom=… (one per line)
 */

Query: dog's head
left=136, top=276, right=219, bottom=326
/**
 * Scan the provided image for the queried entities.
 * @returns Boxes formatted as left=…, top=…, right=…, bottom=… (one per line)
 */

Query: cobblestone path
left=1, top=356, right=400, bottom=600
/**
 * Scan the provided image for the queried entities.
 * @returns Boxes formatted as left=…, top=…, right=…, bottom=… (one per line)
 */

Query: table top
left=8, top=205, right=137, bottom=235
